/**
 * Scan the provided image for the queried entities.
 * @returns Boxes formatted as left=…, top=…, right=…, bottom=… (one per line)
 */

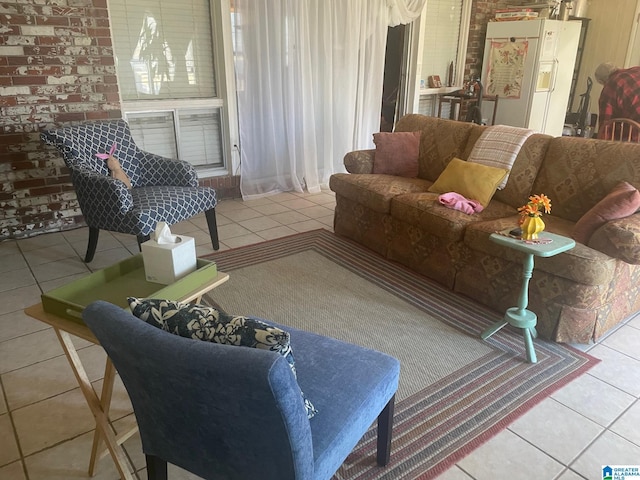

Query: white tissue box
left=141, top=235, right=197, bottom=285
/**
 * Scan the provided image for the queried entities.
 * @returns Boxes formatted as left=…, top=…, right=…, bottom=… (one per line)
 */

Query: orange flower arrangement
left=518, top=194, right=551, bottom=223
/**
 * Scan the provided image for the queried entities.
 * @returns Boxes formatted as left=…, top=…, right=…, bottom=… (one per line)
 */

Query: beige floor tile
left=61, top=226, right=90, bottom=242
left=0, top=240, right=20, bottom=257
left=215, top=199, right=249, bottom=212
left=0, top=252, right=28, bottom=274
left=0, top=329, right=63, bottom=374
left=257, top=225, right=298, bottom=241
left=87, top=247, right=135, bottom=271
left=213, top=213, right=234, bottom=226
left=196, top=244, right=219, bottom=257
left=571, top=430, right=640, bottom=479
left=268, top=192, right=299, bottom=203
left=0, top=414, right=20, bottom=466
left=218, top=223, right=252, bottom=239
left=278, top=198, right=317, bottom=210
left=30, top=257, right=89, bottom=284
left=0, top=461, right=26, bottom=480
left=601, top=324, right=640, bottom=361
left=223, top=233, right=265, bottom=249
left=0, top=268, right=35, bottom=293
left=250, top=202, right=291, bottom=215
left=22, top=243, right=78, bottom=267
left=297, top=204, right=334, bottom=219
left=0, top=309, right=48, bottom=343
left=90, top=375, right=134, bottom=423
left=433, top=465, right=474, bottom=479
left=69, top=235, right=124, bottom=258
left=220, top=207, right=263, bottom=222
left=316, top=214, right=335, bottom=228
left=23, top=430, right=124, bottom=480
left=268, top=211, right=311, bottom=225
left=17, top=232, right=68, bottom=252
left=288, top=219, right=327, bottom=232
left=13, top=388, right=96, bottom=456
left=457, top=429, right=563, bottom=480
left=588, top=344, right=640, bottom=396
left=238, top=216, right=282, bottom=232
left=557, top=468, right=589, bottom=479
left=169, top=220, right=199, bottom=235
left=306, top=192, right=337, bottom=205
left=3, top=354, right=77, bottom=410
left=0, top=285, right=42, bottom=317
left=241, top=197, right=276, bottom=207
left=551, top=374, right=635, bottom=427
left=609, top=400, right=640, bottom=445
left=627, top=313, right=640, bottom=329
left=508, top=397, right=603, bottom=464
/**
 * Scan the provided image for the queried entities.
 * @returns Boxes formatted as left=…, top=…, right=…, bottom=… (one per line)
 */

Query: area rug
left=203, top=229, right=598, bottom=479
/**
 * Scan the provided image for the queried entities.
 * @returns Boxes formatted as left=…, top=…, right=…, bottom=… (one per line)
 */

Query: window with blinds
left=420, top=0, right=463, bottom=87
left=109, top=0, right=226, bottom=171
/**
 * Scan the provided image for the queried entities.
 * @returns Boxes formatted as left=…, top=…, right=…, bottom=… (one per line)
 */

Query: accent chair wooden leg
left=205, top=208, right=220, bottom=250
left=85, top=227, right=99, bottom=263
left=376, top=394, right=395, bottom=466
left=137, top=234, right=150, bottom=251
left=145, top=455, right=168, bottom=480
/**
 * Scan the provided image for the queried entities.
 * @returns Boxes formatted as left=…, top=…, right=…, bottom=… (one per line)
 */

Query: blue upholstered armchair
left=82, top=300, right=400, bottom=480
left=41, top=120, right=219, bottom=262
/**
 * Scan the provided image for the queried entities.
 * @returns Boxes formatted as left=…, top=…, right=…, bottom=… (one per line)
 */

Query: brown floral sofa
left=329, top=114, right=640, bottom=344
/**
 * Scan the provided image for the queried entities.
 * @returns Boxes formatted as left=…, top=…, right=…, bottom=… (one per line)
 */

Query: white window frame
left=110, top=0, right=239, bottom=179
left=402, top=0, right=472, bottom=115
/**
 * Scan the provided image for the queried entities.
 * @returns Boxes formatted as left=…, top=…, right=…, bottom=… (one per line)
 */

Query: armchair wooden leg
left=205, top=208, right=220, bottom=250
left=376, top=394, right=395, bottom=466
left=85, top=227, right=100, bottom=263
left=145, top=455, right=168, bottom=480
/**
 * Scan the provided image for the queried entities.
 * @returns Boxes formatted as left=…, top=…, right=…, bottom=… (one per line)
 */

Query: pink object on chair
left=438, top=192, right=484, bottom=215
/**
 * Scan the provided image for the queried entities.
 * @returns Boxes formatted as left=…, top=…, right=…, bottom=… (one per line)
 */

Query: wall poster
left=485, top=40, right=528, bottom=99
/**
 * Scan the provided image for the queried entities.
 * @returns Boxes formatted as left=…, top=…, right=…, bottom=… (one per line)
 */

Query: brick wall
left=1, top=0, right=528, bottom=241
left=0, top=0, right=240, bottom=241
left=464, top=0, right=531, bottom=80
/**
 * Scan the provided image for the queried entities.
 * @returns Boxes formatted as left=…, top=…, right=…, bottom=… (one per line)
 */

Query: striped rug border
left=204, top=229, right=598, bottom=479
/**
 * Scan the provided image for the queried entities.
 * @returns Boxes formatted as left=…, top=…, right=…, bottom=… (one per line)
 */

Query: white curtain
left=234, top=0, right=425, bottom=199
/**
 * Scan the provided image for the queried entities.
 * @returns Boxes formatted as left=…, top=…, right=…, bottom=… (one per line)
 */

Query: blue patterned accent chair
left=41, top=119, right=219, bottom=262
left=82, top=300, right=400, bottom=480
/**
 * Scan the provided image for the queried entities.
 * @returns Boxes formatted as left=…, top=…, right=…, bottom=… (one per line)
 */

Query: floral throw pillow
left=127, top=297, right=317, bottom=418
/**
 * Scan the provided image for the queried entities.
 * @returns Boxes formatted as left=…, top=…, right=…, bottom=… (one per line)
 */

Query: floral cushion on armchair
left=127, top=297, right=317, bottom=418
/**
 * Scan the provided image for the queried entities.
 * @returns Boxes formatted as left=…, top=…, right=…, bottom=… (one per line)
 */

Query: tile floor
left=1, top=190, right=639, bottom=480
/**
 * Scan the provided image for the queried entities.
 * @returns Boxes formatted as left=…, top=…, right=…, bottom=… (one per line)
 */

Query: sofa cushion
left=394, top=115, right=476, bottom=182
left=572, top=182, right=640, bottom=244
left=427, top=158, right=508, bottom=207
left=588, top=213, right=640, bottom=264
left=390, top=192, right=516, bottom=243
left=532, top=137, right=640, bottom=222
left=372, top=131, right=421, bottom=177
left=329, top=173, right=431, bottom=213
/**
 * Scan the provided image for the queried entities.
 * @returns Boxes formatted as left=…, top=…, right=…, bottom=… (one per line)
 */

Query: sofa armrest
left=588, top=213, right=640, bottom=264
left=344, top=149, right=375, bottom=174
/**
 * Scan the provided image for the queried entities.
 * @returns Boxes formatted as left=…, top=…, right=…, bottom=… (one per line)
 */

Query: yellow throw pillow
left=428, top=157, right=508, bottom=208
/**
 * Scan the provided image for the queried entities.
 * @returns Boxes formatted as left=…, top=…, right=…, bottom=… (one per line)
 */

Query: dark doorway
left=381, top=24, right=406, bottom=132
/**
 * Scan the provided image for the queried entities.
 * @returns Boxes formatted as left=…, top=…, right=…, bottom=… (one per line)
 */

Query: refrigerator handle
left=549, top=58, right=560, bottom=93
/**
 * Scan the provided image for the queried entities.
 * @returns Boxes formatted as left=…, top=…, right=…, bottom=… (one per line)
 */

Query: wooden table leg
left=89, top=358, right=116, bottom=475
left=54, top=328, right=135, bottom=480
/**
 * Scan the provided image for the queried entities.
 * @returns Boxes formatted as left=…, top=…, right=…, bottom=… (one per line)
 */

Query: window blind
left=110, top=0, right=217, bottom=100
left=420, top=0, right=463, bottom=85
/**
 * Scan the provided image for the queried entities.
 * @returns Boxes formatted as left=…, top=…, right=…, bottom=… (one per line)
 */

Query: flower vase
left=521, top=216, right=545, bottom=240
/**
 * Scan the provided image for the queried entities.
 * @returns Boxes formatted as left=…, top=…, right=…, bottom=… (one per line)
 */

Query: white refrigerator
left=480, top=19, right=581, bottom=137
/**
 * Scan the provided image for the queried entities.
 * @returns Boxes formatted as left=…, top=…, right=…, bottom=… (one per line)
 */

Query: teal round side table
left=481, top=230, right=576, bottom=363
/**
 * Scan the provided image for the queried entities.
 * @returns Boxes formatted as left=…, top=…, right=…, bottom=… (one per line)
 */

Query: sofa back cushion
left=462, top=126, right=552, bottom=209
left=532, top=137, right=640, bottom=222
left=395, top=115, right=476, bottom=183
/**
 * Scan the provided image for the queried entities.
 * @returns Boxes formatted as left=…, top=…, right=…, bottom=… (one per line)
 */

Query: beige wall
left=574, top=0, right=637, bottom=121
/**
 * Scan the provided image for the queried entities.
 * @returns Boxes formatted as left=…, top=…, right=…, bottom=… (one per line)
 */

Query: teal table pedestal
left=481, top=230, right=576, bottom=363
